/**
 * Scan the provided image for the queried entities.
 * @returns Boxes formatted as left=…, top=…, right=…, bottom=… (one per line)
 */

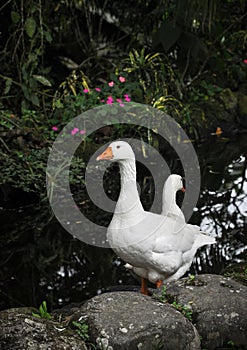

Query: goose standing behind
left=97, top=141, right=216, bottom=294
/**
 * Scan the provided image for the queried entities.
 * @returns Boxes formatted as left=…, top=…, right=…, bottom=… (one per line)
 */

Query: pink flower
left=124, top=94, right=131, bottom=102
left=119, top=76, right=125, bottom=83
left=108, top=81, right=114, bottom=87
left=52, top=126, right=58, bottom=131
left=106, top=96, right=114, bottom=104
left=71, top=127, right=79, bottom=135
left=95, top=87, right=101, bottom=92
left=119, top=103, right=125, bottom=107
left=83, top=89, right=89, bottom=93
left=243, top=59, right=247, bottom=64
left=80, top=129, right=86, bottom=135
left=100, top=99, right=105, bottom=103
left=116, top=98, right=122, bottom=103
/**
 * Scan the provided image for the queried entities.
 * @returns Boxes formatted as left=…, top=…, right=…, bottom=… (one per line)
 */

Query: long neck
left=162, top=184, right=177, bottom=213
left=115, top=159, right=143, bottom=216
left=162, top=183, right=184, bottom=221
left=120, top=160, right=137, bottom=185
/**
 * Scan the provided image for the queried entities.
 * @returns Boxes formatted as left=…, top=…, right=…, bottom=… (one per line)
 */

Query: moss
left=217, top=88, right=238, bottom=114
left=223, top=263, right=247, bottom=286
left=238, top=94, right=247, bottom=117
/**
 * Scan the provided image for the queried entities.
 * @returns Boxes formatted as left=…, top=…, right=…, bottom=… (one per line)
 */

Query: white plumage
left=97, top=141, right=216, bottom=292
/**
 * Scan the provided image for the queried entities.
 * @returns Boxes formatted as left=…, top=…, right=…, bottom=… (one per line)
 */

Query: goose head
left=96, top=141, right=135, bottom=162
left=166, top=174, right=185, bottom=193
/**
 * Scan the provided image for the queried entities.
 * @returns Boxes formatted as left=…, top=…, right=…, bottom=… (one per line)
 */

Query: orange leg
left=141, top=278, right=149, bottom=295
left=156, top=279, right=163, bottom=289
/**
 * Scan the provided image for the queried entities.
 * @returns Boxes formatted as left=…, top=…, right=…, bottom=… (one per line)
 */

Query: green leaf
left=4, top=78, right=12, bottom=95
left=21, top=66, right=28, bottom=81
left=44, top=30, right=52, bottom=43
left=30, top=93, right=40, bottom=106
left=21, top=84, right=31, bottom=100
left=42, top=301, right=47, bottom=312
left=39, top=305, right=44, bottom=315
left=11, top=11, right=20, bottom=23
left=25, top=17, right=36, bottom=38
left=54, top=99, right=64, bottom=108
left=33, top=75, right=52, bottom=87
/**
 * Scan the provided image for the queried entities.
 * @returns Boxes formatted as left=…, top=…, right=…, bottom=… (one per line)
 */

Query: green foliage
left=189, top=81, right=223, bottom=102
left=32, top=301, right=51, bottom=319
left=1, top=0, right=246, bottom=116
left=1, top=1, right=53, bottom=112
left=172, top=301, right=193, bottom=321
left=155, top=286, right=168, bottom=303
left=72, top=320, right=90, bottom=341
left=223, top=266, right=247, bottom=286
left=154, top=285, right=193, bottom=321
left=0, top=148, right=48, bottom=193
left=220, top=339, right=242, bottom=350
left=0, top=0, right=246, bottom=196
left=52, top=72, right=137, bottom=124
left=121, top=49, right=182, bottom=104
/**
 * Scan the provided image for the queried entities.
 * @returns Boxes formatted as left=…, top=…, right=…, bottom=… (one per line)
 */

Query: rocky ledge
left=0, top=274, right=246, bottom=350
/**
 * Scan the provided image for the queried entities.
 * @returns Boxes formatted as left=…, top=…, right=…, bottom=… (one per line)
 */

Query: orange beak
left=96, top=146, right=113, bottom=161
left=181, top=186, right=186, bottom=193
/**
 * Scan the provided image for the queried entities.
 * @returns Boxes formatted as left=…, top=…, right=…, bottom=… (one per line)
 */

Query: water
left=0, top=135, right=246, bottom=311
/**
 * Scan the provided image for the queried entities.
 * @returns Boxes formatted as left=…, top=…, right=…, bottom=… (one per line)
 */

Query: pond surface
left=0, top=134, right=246, bottom=311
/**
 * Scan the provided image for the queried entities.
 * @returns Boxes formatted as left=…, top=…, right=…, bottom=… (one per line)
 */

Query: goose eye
left=116, top=145, right=121, bottom=149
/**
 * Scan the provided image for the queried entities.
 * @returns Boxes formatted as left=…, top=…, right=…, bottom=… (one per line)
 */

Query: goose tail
left=196, top=232, right=216, bottom=247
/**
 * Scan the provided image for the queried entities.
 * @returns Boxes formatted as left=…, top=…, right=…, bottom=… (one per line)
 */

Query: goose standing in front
left=97, top=141, right=216, bottom=295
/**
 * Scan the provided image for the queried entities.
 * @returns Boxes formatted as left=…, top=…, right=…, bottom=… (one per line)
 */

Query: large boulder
left=0, top=274, right=246, bottom=350
left=164, top=274, right=247, bottom=350
left=78, top=291, right=200, bottom=350
left=0, top=307, right=87, bottom=350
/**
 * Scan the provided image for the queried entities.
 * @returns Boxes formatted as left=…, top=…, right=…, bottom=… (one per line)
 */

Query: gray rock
left=0, top=307, right=87, bottom=350
left=165, top=274, right=247, bottom=350
left=1, top=274, right=246, bottom=350
left=80, top=291, right=200, bottom=350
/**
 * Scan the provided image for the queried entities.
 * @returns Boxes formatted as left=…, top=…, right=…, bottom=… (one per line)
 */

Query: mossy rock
left=217, top=88, right=238, bottom=114
left=236, top=92, right=247, bottom=127
left=223, top=262, right=247, bottom=286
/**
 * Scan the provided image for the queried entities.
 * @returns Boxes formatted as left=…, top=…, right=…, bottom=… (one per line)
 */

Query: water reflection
left=0, top=136, right=246, bottom=311
left=190, top=140, right=247, bottom=278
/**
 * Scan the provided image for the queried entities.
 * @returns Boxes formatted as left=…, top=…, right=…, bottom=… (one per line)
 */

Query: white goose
left=97, top=141, right=216, bottom=294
